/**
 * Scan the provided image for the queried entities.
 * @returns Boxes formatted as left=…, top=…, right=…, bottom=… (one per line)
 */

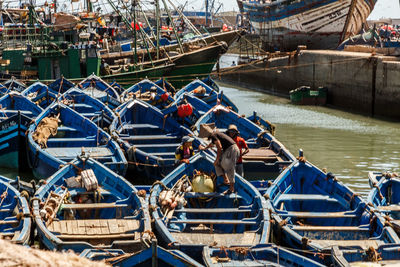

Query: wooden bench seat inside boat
left=279, top=211, right=357, bottom=218
left=377, top=205, right=400, bottom=211
left=44, top=147, right=113, bottom=158
left=174, top=208, right=252, bottom=214
left=0, top=219, right=19, bottom=225
left=49, top=219, right=140, bottom=240
left=61, top=203, right=128, bottom=210
left=68, top=103, right=94, bottom=109
left=291, top=226, right=367, bottom=231
left=122, top=135, right=179, bottom=141
left=169, top=219, right=257, bottom=225
left=133, top=143, right=180, bottom=149
left=184, top=192, right=243, bottom=199
left=310, top=239, right=384, bottom=250
left=122, top=124, right=160, bottom=130
left=57, top=126, right=79, bottom=132
left=172, top=232, right=260, bottom=246
left=243, top=148, right=282, bottom=162
left=277, top=194, right=339, bottom=203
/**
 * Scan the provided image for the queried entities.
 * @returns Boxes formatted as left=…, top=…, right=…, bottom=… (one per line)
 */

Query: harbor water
left=219, top=81, right=400, bottom=196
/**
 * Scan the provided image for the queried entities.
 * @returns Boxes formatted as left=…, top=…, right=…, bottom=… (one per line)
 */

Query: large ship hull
left=240, top=0, right=377, bottom=51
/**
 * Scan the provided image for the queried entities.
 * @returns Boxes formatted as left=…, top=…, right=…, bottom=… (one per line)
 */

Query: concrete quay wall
left=219, top=50, right=400, bottom=119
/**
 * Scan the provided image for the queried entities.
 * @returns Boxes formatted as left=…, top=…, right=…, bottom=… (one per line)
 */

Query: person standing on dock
left=226, top=124, right=249, bottom=177
left=199, top=125, right=240, bottom=194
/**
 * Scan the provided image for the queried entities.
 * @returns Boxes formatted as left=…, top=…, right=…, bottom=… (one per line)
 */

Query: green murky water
left=219, top=82, right=400, bottom=196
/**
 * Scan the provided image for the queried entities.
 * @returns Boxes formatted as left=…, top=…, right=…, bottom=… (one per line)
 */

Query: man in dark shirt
left=199, top=124, right=240, bottom=193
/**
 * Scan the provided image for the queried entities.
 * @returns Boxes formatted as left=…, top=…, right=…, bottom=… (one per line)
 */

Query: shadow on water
left=218, top=81, right=400, bottom=196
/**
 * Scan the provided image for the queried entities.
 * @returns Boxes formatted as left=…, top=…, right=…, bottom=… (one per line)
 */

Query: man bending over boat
left=199, top=124, right=240, bottom=193
left=226, top=124, right=249, bottom=177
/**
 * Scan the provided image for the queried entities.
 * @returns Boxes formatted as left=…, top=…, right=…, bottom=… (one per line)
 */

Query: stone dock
left=218, top=49, right=400, bottom=120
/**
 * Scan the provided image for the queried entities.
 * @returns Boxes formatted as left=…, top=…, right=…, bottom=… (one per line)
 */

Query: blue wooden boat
left=247, top=111, right=276, bottom=136
left=174, top=79, right=238, bottom=112
left=27, top=102, right=127, bottom=179
left=108, top=80, right=125, bottom=95
left=194, top=105, right=295, bottom=180
left=203, top=244, right=324, bottom=267
left=80, top=243, right=203, bottom=266
left=120, top=79, right=174, bottom=110
left=110, top=99, right=208, bottom=182
left=149, top=152, right=270, bottom=262
left=32, top=156, right=151, bottom=253
left=266, top=159, right=399, bottom=265
left=0, top=93, right=43, bottom=169
left=48, top=76, right=75, bottom=94
left=154, top=78, right=177, bottom=96
left=78, top=74, right=121, bottom=109
left=61, top=88, right=116, bottom=129
left=0, top=175, right=31, bottom=245
left=368, top=171, right=400, bottom=235
left=331, top=244, right=400, bottom=266
left=201, top=76, right=219, bottom=92
left=21, top=82, right=57, bottom=109
left=162, top=92, right=213, bottom=128
left=3, top=78, right=26, bottom=93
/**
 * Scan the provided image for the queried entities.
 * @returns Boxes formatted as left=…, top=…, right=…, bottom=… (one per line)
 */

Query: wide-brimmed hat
left=227, top=124, right=238, bottom=132
left=198, top=123, right=215, bottom=138
left=181, top=136, right=194, bottom=144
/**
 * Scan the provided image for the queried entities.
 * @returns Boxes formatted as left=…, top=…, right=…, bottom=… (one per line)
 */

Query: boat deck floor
left=48, top=219, right=140, bottom=242
left=311, top=239, right=384, bottom=250
left=44, top=147, right=113, bottom=158
left=172, top=231, right=259, bottom=247
left=243, top=148, right=283, bottom=162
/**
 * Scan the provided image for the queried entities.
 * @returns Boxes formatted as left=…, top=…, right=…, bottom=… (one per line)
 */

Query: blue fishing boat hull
left=33, top=157, right=151, bottom=253
left=0, top=176, right=31, bottom=245
left=111, top=99, right=210, bottom=183
left=80, top=245, right=203, bottom=266
left=204, top=244, right=325, bottom=267
left=27, top=102, right=127, bottom=179
left=150, top=152, right=270, bottom=262
left=22, top=82, right=57, bottom=109
left=266, top=160, right=399, bottom=265
left=332, top=244, right=400, bottom=267
left=48, top=77, right=75, bottom=94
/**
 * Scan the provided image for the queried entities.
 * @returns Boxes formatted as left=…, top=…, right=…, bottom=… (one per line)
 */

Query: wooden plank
left=85, top=220, right=97, bottom=235
left=169, top=219, right=257, bottom=225
left=59, top=221, right=67, bottom=234
left=291, top=226, right=367, bottom=231
left=125, top=220, right=139, bottom=231
left=58, top=233, right=138, bottom=240
left=311, top=240, right=384, bottom=250
left=280, top=211, right=357, bottom=218
left=99, top=220, right=110, bottom=235
left=175, top=208, right=252, bottom=213
left=0, top=220, right=19, bottom=226
left=51, top=221, right=61, bottom=233
left=68, top=220, right=79, bottom=235
left=77, top=220, right=86, bottom=235
left=108, top=219, right=120, bottom=234
left=377, top=205, right=400, bottom=211
left=61, top=203, right=128, bottom=210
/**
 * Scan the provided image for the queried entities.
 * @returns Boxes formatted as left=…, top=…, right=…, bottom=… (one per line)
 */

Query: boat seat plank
left=377, top=205, right=400, bottom=211
left=311, top=240, right=384, bottom=250
left=175, top=208, right=253, bottom=213
left=148, top=152, right=176, bottom=157
left=291, top=226, right=368, bottom=231
left=50, top=219, right=139, bottom=236
left=134, top=143, right=180, bottom=148
left=0, top=219, right=19, bottom=225
left=46, top=137, right=96, bottom=143
left=122, top=135, right=178, bottom=141
left=61, top=203, right=128, bottom=210
left=277, top=194, right=339, bottom=202
left=123, top=124, right=160, bottom=130
left=172, top=232, right=260, bottom=246
left=184, top=192, right=243, bottom=199
left=279, top=211, right=357, bottom=218
left=169, top=219, right=257, bottom=225
left=0, top=209, right=12, bottom=213
left=57, top=126, right=79, bottom=132
left=57, top=232, right=138, bottom=240
left=45, top=147, right=113, bottom=158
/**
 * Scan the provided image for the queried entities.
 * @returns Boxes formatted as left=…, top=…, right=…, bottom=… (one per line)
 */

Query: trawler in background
left=237, top=0, right=377, bottom=51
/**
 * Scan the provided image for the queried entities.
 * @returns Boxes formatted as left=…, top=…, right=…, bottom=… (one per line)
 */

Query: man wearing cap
left=199, top=124, right=240, bottom=193
left=175, top=136, right=195, bottom=164
left=226, top=124, right=249, bottom=177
